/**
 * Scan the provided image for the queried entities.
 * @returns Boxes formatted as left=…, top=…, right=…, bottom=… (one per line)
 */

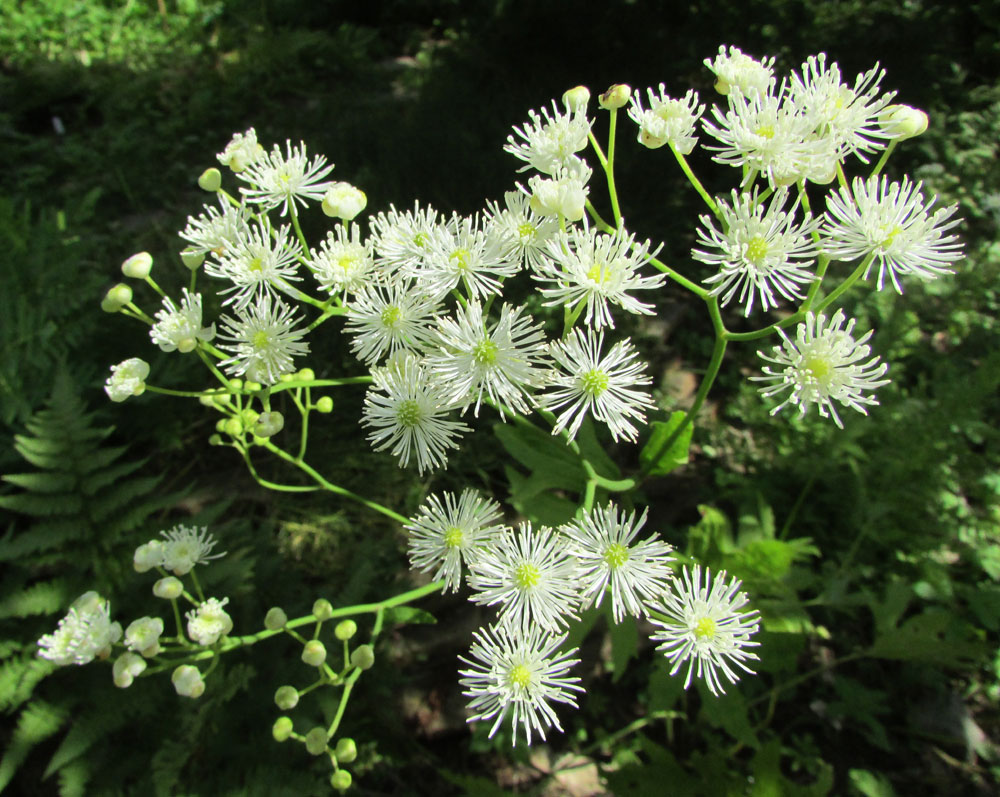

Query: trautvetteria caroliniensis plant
left=40, top=44, right=963, bottom=789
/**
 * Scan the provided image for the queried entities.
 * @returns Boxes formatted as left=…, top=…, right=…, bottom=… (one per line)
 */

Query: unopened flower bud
left=881, top=104, right=929, bottom=140
left=253, top=411, right=284, bottom=438
left=322, top=183, right=367, bottom=220
left=599, top=83, right=631, bottom=110
left=171, top=665, right=205, bottom=698
left=101, top=283, right=133, bottom=312
left=350, top=644, right=375, bottom=671
left=264, top=607, right=288, bottom=630
left=180, top=249, right=205, bottom=271
left=305, top=727, right=329, bottom=756
left=562, top=85, right=591, bottom=112
left=113, top=652, right=147, bottom=688
left=334, top=619, right=357, bottom=641
left=312, top=599, right=334, bottom=621
left=208, top=434, right=223, bottom=446
left=334, top=737, right=357, bottom=764
left=272, top=716, right=294, bottom=742
left=330, top=770, right=352, bottom=791
left=302, top=640, right=327, bottom=667
left=121, top=252, right=153, bottom=279
left=274, top=685, right=299, bottom=710
left=297, top=368, right=315, bottom=382
left=223, top=418, right=243, bottom=437
left=198, top=168, right=222, bottom=192
left=315, top=396, right=334, bottom=413
left=244, top=380, right=262, bottom=392
left=153, top=576, right=184, bottom=600
left=133, top=540, right=165, bottom=573
left=125, top=616, right=164, bottom=657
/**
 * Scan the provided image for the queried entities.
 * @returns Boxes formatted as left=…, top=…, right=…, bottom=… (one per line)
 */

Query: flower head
left=627, top=86, right=703, bottom=153
left=459, top=623, right=583, bottom=746
left=562, top=503, right=674, bottom=623
left=648, top=565, right=760, bottom=695
left=694, top=187, right=821, bottom=316
left=704, top=45, right=776, bottom=98
left=539, top=328, right=656, bottom=443
left=125, top=616, right=165, bottom=657
left=405, top=489, right=506, bottom=592
left=150, top=289, right=216, bottom=353
left=369, top=201, right=442, bottom=273
left=179, top=201, right=250, bottom=260
left=523, top=159, right=592, bottom=222
left=105, top=358, right=149, bottom=403
left=217, top=295, right=310, bottom=385
left=37, top=591, right=122, bottom=666
left=309, top=222, right=376, bottom=297
left=159, top=524, right=225, bottom=575
left=505, top=101, right=592, bottom=175
left=753, top=310, right=890, bottom=427
left=217, top=128, right=264, bottom=173
left=186, top=597, right=234, bottom=646
left=344, top=277, right=441, bottom=365
left=821, top=175, right=963, bottom=293
left=237, top=140, right=335, bottom=216
left=203, top=220, right=303, bottom=309
left=485, top=190, right=560, bottom=271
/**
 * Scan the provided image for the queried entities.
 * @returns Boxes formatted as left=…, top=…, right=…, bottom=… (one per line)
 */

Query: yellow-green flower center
left=803, top=355, right=834, bottom=387
left=444, top=526, right=464, bottom=548
left=580, top=368, right=609, bottom=398
left=514, top=562, right=540, bottom=589
left=878, top=224, right=904, bottom=250
left=603, top=542, right=629, bottom=570
left=586, top=262, right=612, bottom=284
left=413, top=232, right=429, bottom=248
left=248, top=256, right=264, bottom=273
left=380, top=305, right=402, bottom=328
left=473, top=339, right=499, bottom=365
left=508, top=664, right=532, bottom=689
left=338, top=254, right=359, bottom=272
left=396, top=399, right=422, bottom=427
left=745, top=235, right=769, bottom=266
left=517, top=222, right=537, bottom=242
left=449, top=248, right=471, bottom=272
left=694, top=616, right=717, bottom=639
left=251, top=331, right=270, bottom=349
left=755, top=124, right=776, bottom=139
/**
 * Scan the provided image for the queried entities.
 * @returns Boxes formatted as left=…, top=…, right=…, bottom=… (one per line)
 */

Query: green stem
left=671, top=146, right=721, bottom=219
left=647, top=255, right=709, bottom=299
left=814, top=254, right=874, bottom=314
left=869, top=140, right=897, bottom=178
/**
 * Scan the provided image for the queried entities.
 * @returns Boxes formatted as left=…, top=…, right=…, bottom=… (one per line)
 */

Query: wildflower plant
left=54, top=44, right=965, bottom=786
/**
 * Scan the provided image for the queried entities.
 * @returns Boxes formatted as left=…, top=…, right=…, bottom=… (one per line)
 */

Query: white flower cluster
left=405, top=493, right=760, bottom=746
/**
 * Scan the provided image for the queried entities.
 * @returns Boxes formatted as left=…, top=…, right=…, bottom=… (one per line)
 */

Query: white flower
left=125, top=616, right=165, bottom=657
left=539, top=328, right=655, bottom=443
left=648, top=565, right=760, bottom=696
left=428, top=301, right=550, bottom=417
left=789, top=53, right=895, bottom=163
left=484, top=190, right=561, bottom=271
left=186, top=597, right=234, bottom=646
left=217, top=128, right=264, bottom=173
left=405, top=489, right=506, bottom=592
left=150, top=289, right=216, bottom=353
left=179, top=200, right=251, bottom=259
left=361, top=356, right=470, bottom=474
left=505, top=100, right=592, bottom=175
left=217, top=294, right=310, bottom=385
left=159, top=524, right=225, bottom=575
left=322, top=181, right=367, bottom=220
left=533, top=223, right=665, bottom=329
left=369, top=201, right=442, bottom=273
left=467, top=522, right=581, bottom=633
left=704, top=45, right=776, bottom=98
left=37, top=591, right=122, bottom=666
left=752, top=310, right=890, bottom=427
left=459, top=623, right=583, bottom=747
left=237, top=140, right=335, bottom=216
left=308, top=222, right=376, bottom=297
left=411, top=213, right=521, bottom=301
left=104, top=358, right=149, bottom=403
left=821, top=175, right=963, bottom=292
left=562, top=504, right=674, bottom=623
left=112, top=652, right=147, bottom=688
left=172, top=664, right=205, bottom=698
left=344, top=277, right=441, bottom=365
left=694, top=187, right=821, bottom=316
left=204, top=220, right=303, bottom=309
left=524, top=158, right=592, bottom=222
left=133, top=540, right=165, bottom=573
left=627, top=86, right=704, bottom=153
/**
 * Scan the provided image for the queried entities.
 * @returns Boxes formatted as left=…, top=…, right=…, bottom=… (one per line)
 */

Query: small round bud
left=334, top=737, right=357, bottom=764
left=272, top=716, right=294, bottom=742
left=241, top=408, right=260, bottom=426
left=302, top=640, right=327, bottom=667
left=305, top=727, right=329, bottom=756
left=562, top=85, right=591, bottom=112
left=279, top=373, right=295, bottom=383
left=274, top=685, right=299, bottom=710
left=113, top=652, right=147, bottom=688
left=244, top=380, right=262, bottom=392
left=297, top=368, right=315, bottom=382
left=208, top=434, right=223, bottom=446
left=228, top=378, right=244, bottom=390
left=264, top=607, right=288, bottom=630
left=101, top=283, right=133, bottom=312
left=334, top=619, right=357, bottom=641
left=253, top=411, right=284, bottom=438
left=322, top=182, right=367, bottom=220
left=330, top=770, right=352, bottom=791
left=881, top=104, right=929, bottom=140
left=198, top=167, right=222, bottom=192
left=599, top=84, right=631, bottom=110
left=171, top=665, right=205, bottom=698
left=133, top=540, right=165, bottom=573
left=153, top=576, right=184, bottom=600
left=214, top=419, right=228, bottom=433
left=121, top=252, right=153, bottom=279
left=180, top=249, right=205, bottom=271
left=315, top=396, right=334, bottom=414
left=312, top=599, right=334, bottom=621
left=350, top=644, right=375, bottom=671
left=223, top=418, right=243, bottom=437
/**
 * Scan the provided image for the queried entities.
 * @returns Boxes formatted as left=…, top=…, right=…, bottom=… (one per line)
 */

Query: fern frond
left=0, top=578, right=72, bottom=621
left=0, top=700, right=68, bottom=791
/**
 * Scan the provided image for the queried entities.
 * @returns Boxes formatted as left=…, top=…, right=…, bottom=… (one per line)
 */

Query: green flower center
left=380, top=305, right=402, bottom=328
left=878, top=224, right=904, bottom=250
left=517, top=222, right=537, bottom=242
left=508, top=664, right=532, bottom=689
left=514, top=562, right=540, bottom=589
left=248, top=256, right=264, bottom=273
left=251, top=331, right=270, bottom=349
left=745, top=235, right=769, bottom=266
left=473, top=339, right=499, bottom=366
left=580, top=369, right=609, bottom=397
left=603, top=542, right=629, bottom=570
left=338, top=255, right=359, bottom=272
left=449, top=248, right=471, bottom=272
left=694, top=616, right=717, bottom=639
left=755, top=124, right=776, bottom=139
left=803, top=354, right=834, bottom=387
left=413, top=232, right=429, bottom=248
left=586, top=262, right=611, bottom=284
left=396, top=399, right=422, bottom=427
left=444, top=526, right=464, bottom=548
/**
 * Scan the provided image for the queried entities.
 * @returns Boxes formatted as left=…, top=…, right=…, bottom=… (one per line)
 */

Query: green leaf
left=697, top=683, right=758, bottom=749
left=504, top=466, right=577, bottom=527
left=868, top=606, right=986, bottom=664
left=493, top=422, right=584, bottom=488
left=382, top=606, right=436, bottom=626
left=686, top=505, right=734, bottom=562
left=607, top=612, right=638, bottom=683
left=639, top=411, right=692, bottom=476
left=848, top=769, right=897, bottom=797
left=574, top=415, right=621, bottom=479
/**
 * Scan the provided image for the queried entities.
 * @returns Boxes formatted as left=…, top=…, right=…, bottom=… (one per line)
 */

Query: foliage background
left=1, top=0, right=998, bottom=794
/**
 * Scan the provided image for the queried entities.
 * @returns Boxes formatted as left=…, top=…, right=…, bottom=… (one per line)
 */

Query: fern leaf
left=0, top=578, right=71, bottom=620
left=0, top=700, right=68, bottom=791
left=2, top=472, right=76, bottom=493
left=0, top=492, right=83, bottom=517
left=0, top=654, right=54, bottom=712
left=57, top=759, right=91, bottom=797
